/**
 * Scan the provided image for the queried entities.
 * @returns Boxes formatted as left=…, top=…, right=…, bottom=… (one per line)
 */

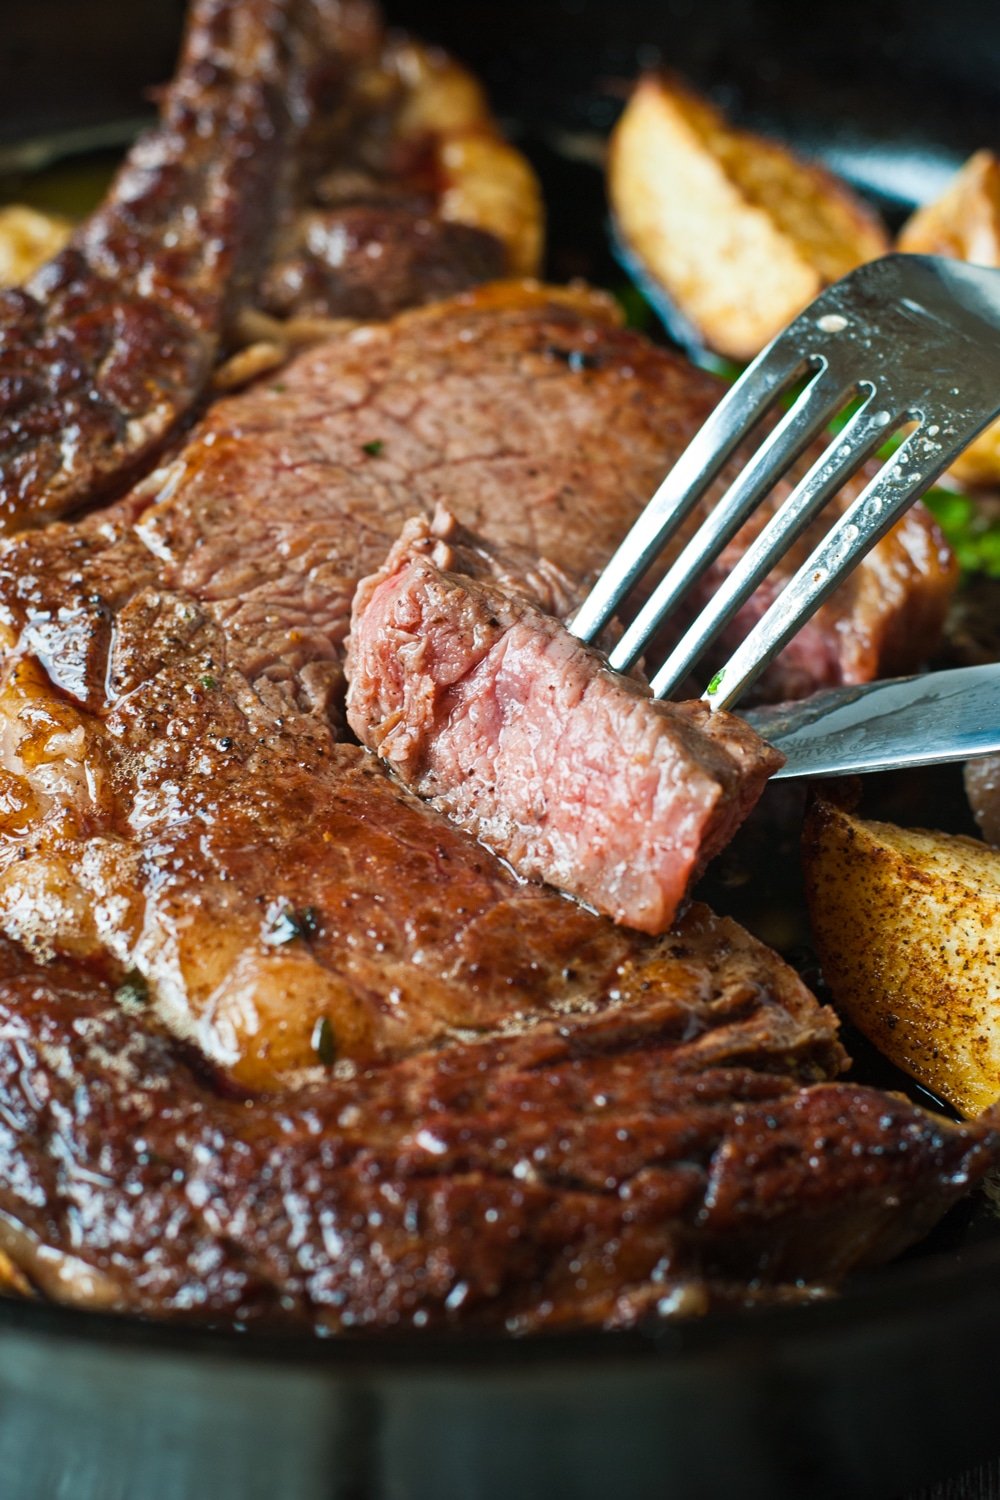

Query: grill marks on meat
left=346, top=510, right=783, bottom=933
left=0, top=928, right=992, bottom=1328
left=0, top=0, right=379, bottom=531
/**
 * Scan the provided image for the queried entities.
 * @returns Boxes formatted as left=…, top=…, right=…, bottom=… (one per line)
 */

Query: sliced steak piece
left=0, top=0, right=379, bottom=531
left=346, top=510, right=783, bottom=932
left=0, top=929, right=993, bottom=1330
left=128, top=286, right=961, bottom=705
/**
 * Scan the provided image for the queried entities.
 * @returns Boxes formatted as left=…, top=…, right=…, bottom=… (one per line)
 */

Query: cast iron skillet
left=1, top=4, right=999, bottom=1497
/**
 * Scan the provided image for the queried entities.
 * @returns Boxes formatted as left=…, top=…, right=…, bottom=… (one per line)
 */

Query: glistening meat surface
left=346, top=510, right=783, bottom=932
left=0, top=922, right=993, bottom=1329
left=0, top=0, right=382, bottom=531
left=0, top=284, right=982, bottom=1323
left=0, top=286, right=958, bottom=1089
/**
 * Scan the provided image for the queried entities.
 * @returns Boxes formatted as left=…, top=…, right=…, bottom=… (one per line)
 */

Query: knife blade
left=742, top=662, right=1000, bottom=779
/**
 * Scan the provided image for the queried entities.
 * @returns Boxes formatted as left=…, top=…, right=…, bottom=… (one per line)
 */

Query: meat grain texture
left=0, top=0, right=538, bottom=533
left=346, top=509, right=783, bottom=932
left=0, top=280, right=988, bottom=1327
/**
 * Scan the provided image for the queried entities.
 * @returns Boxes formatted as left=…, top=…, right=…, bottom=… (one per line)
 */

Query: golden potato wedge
left=387, top=40, right=544, bottom=277
left=899, top=151, right=1000, bottom=486
left=899, top=150, right=1000, bottom=265
left=0, top=204, right=71, bottom=287
left=608, top=75, right=889, bottom=360
left=391, top=40, right=492, bottom=137
left=803, top=795, right=1000, bottom=1117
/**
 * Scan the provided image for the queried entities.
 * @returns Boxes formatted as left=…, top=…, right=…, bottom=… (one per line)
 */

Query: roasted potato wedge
left=0, top=204, right=71, bottom=287
left=899, top=150, right=1000, bottom=486
left=898, top=149, right=1000, bottom=267
left=803, top=795, right=1000, bottom=1117
left=608, top=75, right=889, bottom=360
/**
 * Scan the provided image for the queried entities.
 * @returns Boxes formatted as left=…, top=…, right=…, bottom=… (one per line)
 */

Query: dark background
left=3, top=0, right=999, bottom=204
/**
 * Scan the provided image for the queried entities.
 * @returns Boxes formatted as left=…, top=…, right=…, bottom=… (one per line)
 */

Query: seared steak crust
left=0, top=601, right=823, bottom=1092
left=0, top=920, right=992, bottom=1330
left=346, top=510, right=783, bottom=932
left=0, top=287, right=961, bottom=1087
left=0, top=286, right=981, bottom=1326
left=0, top=0, right=377, bottom=531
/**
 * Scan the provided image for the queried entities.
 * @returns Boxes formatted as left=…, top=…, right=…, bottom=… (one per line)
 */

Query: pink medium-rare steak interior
left=0, top=284, right=957, bottom=721
left=346, top=510, right=783, bottom=932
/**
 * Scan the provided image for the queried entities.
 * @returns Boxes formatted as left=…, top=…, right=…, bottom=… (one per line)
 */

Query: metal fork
left=569, top=253, right=1000, bottom=711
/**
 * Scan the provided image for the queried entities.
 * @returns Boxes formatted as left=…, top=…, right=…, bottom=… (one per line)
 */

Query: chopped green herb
left=704, top=355, right=745, bottom=383
left=924, top=486, right=1000, bottom=578
left=312, top=1015, right=336, bottom=1067
left=361, top=439, right=384, bottom=458
left=706, top=671, right=724, bottom=697
left=114, top=969, right=149, bottom=1008
left=613, top=283, right=653, bottom=332
left=270, top=382, right=287, bottom=393
left=200, top=674, right=217, bottom=691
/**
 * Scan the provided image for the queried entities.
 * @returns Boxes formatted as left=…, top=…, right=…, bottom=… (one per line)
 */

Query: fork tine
left=568, top=338, right=813, bottom=644
left=607, top=366, right=858, bottom=674
left=646, top=397, right=899, bottom=698
left=703, top=416, right=981, bottom=712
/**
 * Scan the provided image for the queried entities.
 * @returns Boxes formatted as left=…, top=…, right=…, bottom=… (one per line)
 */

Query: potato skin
left=803, top=795, right=1000, bottom=1118
left=0, top=205, right=71, bottom=287
left=898, top=150, right=1000, bottom=484
left=608, top=74, right=888, bottom=360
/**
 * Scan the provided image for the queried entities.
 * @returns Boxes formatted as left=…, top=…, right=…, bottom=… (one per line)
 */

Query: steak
left=0, top=287, right=959, bottom=1081
left=0, top=0, right=383, bottom=532
left=0, top=920, right=994, bottom=1329
left=0, top=284, right=955, bottom=705
left=259, top=203, right=508, bottom=322
left=346, top=509, right=783, bottom=932
left=0, top=600, right=812, bottom=1092
left=0, top=284, right=982, bottom=1325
